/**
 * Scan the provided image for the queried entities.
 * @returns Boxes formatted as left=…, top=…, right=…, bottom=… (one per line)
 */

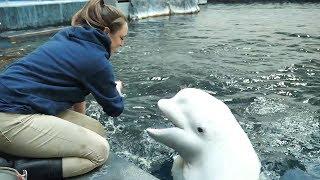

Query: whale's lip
left=164, top=113, right=184, bottom=130
left=158, top=99, right=184, bottom=130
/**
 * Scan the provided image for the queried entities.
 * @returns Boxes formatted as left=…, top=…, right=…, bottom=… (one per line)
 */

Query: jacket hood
left=67, top=25, right=112, bottom=58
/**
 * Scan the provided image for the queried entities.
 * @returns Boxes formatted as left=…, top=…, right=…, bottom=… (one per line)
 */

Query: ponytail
left=72, top=0, right=127, bottom=33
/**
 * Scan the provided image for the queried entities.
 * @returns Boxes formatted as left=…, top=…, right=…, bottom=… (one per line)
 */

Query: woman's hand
left=115, top=81, right=124, bottom=97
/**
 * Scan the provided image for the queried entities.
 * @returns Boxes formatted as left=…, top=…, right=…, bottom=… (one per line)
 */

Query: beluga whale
left=147, top=88, right=261, bottom=180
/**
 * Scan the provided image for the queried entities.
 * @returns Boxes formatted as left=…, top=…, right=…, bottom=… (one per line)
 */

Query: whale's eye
left=197, top=127, right=204, bottom=133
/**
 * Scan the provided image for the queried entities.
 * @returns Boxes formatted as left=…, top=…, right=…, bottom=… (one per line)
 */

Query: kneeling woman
left=0, top=0, right=128, bottom=179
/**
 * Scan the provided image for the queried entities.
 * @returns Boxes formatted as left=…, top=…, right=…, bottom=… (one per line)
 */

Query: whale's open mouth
left=146, top=98, right=187, bottom=148
left=147, top=98, right=200, bottom=163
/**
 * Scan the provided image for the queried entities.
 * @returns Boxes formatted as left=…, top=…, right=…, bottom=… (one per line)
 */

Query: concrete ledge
left=0, top=26, right=64, bottom=41
left=0, top=0, right=86, bottom=7
left=0, top=151, right=159, bottom=180
left=69, top=152, right=159, bottom=180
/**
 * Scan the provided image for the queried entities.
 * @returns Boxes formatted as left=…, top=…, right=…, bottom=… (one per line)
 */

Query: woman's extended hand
left=115, top=81, right=124, bottom=97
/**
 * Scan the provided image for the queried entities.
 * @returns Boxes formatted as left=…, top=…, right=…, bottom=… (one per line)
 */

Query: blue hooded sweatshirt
left=0, top=26, right=124, bottom=117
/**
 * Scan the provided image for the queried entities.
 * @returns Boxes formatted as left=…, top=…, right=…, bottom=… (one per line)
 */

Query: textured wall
left=129, top=0, right=200, bottom=19
left=169, top=0, right=199, bottom=14
left=129, top=0, right=170, bottom=20
left=0, top=0, right=205, bottom=32
left=0, top=1, right=86, bottom=32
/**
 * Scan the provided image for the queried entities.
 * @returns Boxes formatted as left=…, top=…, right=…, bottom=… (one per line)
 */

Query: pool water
left=1, top=2, right=319, bottom=180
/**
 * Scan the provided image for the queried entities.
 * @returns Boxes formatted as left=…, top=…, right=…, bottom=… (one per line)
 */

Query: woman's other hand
left=115, top=81, right=124, bottom=97
left=72, top=101, right=86, bottom=114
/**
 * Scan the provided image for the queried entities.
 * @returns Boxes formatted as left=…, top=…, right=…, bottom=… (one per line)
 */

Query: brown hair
left=71, top=0, right=127, bottom=34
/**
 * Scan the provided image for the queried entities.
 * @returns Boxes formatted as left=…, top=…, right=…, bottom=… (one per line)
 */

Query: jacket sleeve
left=82, top=65, right=124, bottom=117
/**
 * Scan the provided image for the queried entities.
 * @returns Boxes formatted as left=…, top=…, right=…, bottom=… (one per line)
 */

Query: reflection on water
left=1, top=3, right=320, bottom=180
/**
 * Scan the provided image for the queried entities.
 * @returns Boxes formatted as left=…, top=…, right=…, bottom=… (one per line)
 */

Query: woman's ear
left=104, top=27, right=111, bottom=34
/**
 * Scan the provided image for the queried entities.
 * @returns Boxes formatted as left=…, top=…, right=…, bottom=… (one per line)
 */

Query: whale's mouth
left=161, top=111, right=184, bottom=130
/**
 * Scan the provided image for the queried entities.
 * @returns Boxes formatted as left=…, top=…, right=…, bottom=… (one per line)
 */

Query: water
left=1, top=3, right=320, bottom=180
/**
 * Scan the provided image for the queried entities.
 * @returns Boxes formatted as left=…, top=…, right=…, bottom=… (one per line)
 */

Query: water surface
left=1, top=3, right=319, bottom=179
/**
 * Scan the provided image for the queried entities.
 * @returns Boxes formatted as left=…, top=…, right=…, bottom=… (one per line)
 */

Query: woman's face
left=108, top=22, right=128, bottom=54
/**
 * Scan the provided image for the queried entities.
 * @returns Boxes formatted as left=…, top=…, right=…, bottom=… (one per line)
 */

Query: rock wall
left=0, top=0, right=206, bottom=31
left=129, top=0, right=200, bottom=19
left=0, top=1, right=87, bottom=32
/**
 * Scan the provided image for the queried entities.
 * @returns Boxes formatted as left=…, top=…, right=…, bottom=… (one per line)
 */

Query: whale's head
left=147, top=88, right=244, bottom=161
left=147, top=88, right=261, bottom=178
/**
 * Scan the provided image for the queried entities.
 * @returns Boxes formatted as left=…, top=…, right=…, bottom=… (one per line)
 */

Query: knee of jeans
left=94, top=122, right=106, bottom=137
left=94, top=139, right=110, bottom=167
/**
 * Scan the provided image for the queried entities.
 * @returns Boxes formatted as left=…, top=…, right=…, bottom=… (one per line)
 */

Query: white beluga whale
left=147, top=88, right=261, bottom=180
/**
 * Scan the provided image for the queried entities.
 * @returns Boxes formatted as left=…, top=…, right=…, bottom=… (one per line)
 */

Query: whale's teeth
left=171, top=121, right=183, bottom=130
left=146, top=128, right=162, bottom=137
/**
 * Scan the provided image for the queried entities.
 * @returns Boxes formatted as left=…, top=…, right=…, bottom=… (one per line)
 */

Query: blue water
left=1, top=2, right=320, bottom=180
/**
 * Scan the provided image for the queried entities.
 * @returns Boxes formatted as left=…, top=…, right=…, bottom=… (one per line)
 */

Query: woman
left=0, top=0, right=128, bottom=179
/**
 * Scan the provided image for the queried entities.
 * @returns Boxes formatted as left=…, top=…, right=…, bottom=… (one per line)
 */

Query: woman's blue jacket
left=0, top=26, right=124, bottom=117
